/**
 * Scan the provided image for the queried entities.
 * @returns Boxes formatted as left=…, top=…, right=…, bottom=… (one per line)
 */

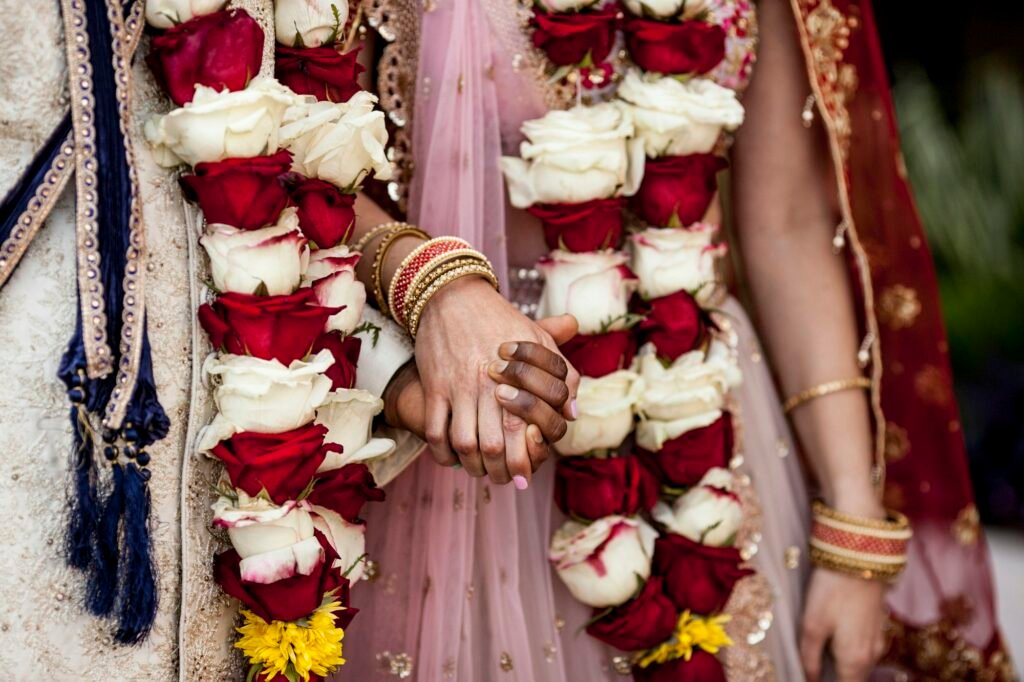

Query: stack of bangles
left=359, top=222, right=499, bottom=337
left=809, top=500, right=912, bottom=581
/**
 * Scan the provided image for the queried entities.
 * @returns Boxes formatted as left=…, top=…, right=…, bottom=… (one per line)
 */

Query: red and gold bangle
left=406, top=259, right=499, bottom=338
left=370, top=224, right=429, bottom=317
left=388, top=237, right=472, bottom=326
left=809, top=500, right=911, bottom=581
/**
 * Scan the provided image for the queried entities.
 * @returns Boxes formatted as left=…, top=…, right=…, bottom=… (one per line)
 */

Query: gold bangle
left=406, top=264, right=499, bottom=338
left=808, top=546, right=905, bottom=582
left=401, top=252, right=489, bottom=318
left=782, top=377, right=872, bottom=414
left=388, top=242, right=477, bottom=319
left=352, top=221, right=406, bottom=253
left=371, top=225, right=429, bottom=317
left=811, top=500, right=911, bottom=533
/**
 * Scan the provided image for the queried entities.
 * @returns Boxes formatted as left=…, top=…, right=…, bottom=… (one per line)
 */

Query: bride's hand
left=413, top=276, right=580, bottom=485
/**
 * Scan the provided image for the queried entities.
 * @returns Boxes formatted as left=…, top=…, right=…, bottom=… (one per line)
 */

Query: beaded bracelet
left=809, top=500, right=911, bottom=581
left=352, top=221, right=407, bottom=252
left=406, top=261, right=499, bottom=338
left=370, top=224, right=429, bottom=317
left=388, top=237, right=473, bottom=327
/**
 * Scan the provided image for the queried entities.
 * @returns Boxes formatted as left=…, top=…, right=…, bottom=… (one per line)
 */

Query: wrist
left=417, top=274, right=495, bottom=331
left=822, top=483, right=885, bottom=519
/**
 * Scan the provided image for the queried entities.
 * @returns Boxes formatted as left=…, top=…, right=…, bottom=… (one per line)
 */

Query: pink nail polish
left=570, top=399, right=578, bottom=420
left=513, top=475, right=529, bottom=491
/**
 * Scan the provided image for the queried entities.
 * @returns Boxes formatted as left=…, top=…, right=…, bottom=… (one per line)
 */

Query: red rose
left=198, top=288, right=341, bottom=364
left=528, top=197, right=625, bottom=253
left=555, top=455, right=658, bottom=521
left=308, top=463, right=386, bottom=522
left=636, top=290, right=709, bottom=362
left=624, top=19, right=726, bottom=75
left=586, top=577, right=678, bottom=651
left=311, top=331, right=361, bottom=390
left=180, top=151, right=292, bottom=231
left=632, top=650, right=726, bottom=682
left=210, top=423, right=342, bottom=504
left=147, top=9, right=264, bottom=106
left=214, top=531, right=358, bottom=625
left=531, top=6, right=619, bottom=67
left=653, top=533, right=752, bottom=614
left=637, top=414, right=733, bottom=488
left=288, top=178, right=357, bottom=248
left=632, top=154, right=727, bottom=228
left=560, top=331, right=637, bottom=379
left=275, top=45, right=365, bottom=103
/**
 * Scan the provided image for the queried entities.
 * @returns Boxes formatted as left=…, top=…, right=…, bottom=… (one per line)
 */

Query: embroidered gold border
left=0, top=132, right=75, bottom=288
left=788, top=0, right=887, bottom=488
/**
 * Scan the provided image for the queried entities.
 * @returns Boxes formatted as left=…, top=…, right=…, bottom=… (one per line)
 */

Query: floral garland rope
left=502, top=0, right=755, bottom=679
left=143, top=1, right=395, bottom=680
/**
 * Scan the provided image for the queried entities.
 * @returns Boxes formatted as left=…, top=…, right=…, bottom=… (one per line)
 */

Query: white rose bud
left=623, top=0, right=710, bottom=20
left=280, top=92, right=392, bottom=190
left=629, top=224, right=725, bottom=300
left=212, top=495, right=322, bottom=584
left=618, top=70, right=744, bottom=158
left=537, top=251, right=638, bottom=335
left=144, top=77, right=301, bottom=167
left=204, top=349, right=334, bottom=435
left=315, top=388, right=396, bottom=470
left=539, top=0, right=599, bottom=10
left=555, top=370, right=639, bottom=456
left=145, top=0, right=226, bottom=29
left=275, top=0, right=348, bottom=48
left=310, top=506, right=368, bottom=583
left=201, top=207, right=309, bottom=295
left=653, top=467, right=743, bottom=546
left=549, top=516, right=657, bottom=607
left=500, top=102, right=646, bottom=207
left=302, top=245, right=366, bottom=334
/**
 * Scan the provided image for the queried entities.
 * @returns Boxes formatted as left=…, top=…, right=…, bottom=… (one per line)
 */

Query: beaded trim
left=0, top=132, right=75, bottom=288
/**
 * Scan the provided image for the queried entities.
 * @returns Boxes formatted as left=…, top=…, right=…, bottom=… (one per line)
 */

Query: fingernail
left=513, top=475, right=529, bottom=490
left=496, top=384, right=519, bottom=400
left=500, top=342, right=519, bottom=357
left=570, top=399, right=578, bottom=420
left=529, top=426, right=544, bottom=444
left=489, top=360, right=508, bottom=374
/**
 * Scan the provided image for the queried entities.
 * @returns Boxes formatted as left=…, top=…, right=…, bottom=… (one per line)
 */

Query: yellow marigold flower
left=637, top=611, right=733, bottom=669
left=235, top=601, right=348, bottom=681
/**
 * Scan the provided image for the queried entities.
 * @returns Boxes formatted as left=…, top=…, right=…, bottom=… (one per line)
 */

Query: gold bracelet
left=371, top=225, right=429, bottom=317
left=406, top=263, right=499, bottom=338
left=387, top=239, right=476, bottom=320
left=808, top=500, right=911, bottom=582
left=401, top=252, right=489, bottom=318
left=782, top=377, right=872, bottom=414
left=808, top=546, right=904, bottom=582
left=352, top=221, right=407, bottom=253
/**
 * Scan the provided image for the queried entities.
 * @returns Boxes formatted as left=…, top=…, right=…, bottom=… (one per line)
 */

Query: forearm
left=731, top=0, right=880, bottom=516
left=351, top=193, right=427, bottom=305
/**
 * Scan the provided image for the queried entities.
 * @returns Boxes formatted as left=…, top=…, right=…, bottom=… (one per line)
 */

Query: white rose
left=500, top=102, right=645, bottom=207
left=618, top=71, right=744, bottom=158
left=549, top=516, right=657, bottom=607
left=623, top=0, right=709, bottom=19
left=144, top=77, right=301, bottom=167
left=536, top=251, right=637, bottom=335
left=212, top=495, right=322, bottom=584
left=302, top=246, right=366, bottom=334
left=635, top=341, right=738, bottom=420
left=200, top=208, right=309, bottom=295
left=145, top=0, right=226, bottom=28
left=280, top=92, right=392, bottom=190
left=652, top=467, right=743, bottom=546
left=204, top=349, right=334, bottom=435
left=539, top=0, right=598, bottom=10
left=275, top=0, right=347, bottom=48
left=310, top=506, right=368, bottom=583
left=629, top=224, right=724, bottom=300
left=555, top=370, right=639, bottom=456
left=315, top=389, right=396, bottom=470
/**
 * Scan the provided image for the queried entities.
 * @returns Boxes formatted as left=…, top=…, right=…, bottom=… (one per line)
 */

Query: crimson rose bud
left=276, top=45, right=365, bottom=103
left=586, top=576, right=678, bottom=651
left=198, top=288, right=341, bottom=365
left=555, top=455, right=658, bottom=521
left=288, top=178, right=357, bottom=248
left=560, top=331, right=637, bottom=379
left=528, top=197, right=625, bottom=252
left=653, top=532, right=751, bottom=614
left=636, top=290, right=709, bottom=362
left=624, top=19, right=726, bottom=75
left=637, top=414, right=733, bottom=488
left=147, top=9, right=264, bottom=106
left=633, top=650, right=726, bottom=682
left=632, top=154, right=727, bottom=228
left=180, top=151, right=292, bottom=231
left=214, top=531, right=355, bottom=624
left=312, top=331, right=361, bottom=390
left=210, top=424, right=341, bottom=503
left=531, top=6, right=618, bottom=67
left=309, top=463, right=386, bottom=522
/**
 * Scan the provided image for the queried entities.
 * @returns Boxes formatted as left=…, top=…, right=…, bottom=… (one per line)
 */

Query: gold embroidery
left=951, top=505, right=980, bottom=546
left=886, top=615, right=1016, bottom=682
left=499, top=651, right=514, bottom=672
left=884, top=422, right=910, bottom=463
left=721, top=574, right=777, bottom=682
left=442, top=657, right=456, bottom=678
left=543, top=642, right=557, bottom=662
left=879, top=284, right=922, bottom=330
left=453, top=487, right=464, bottom=511
left=784, top=546, right=801, bottom=570
left=377, top=651, right=414, bottom=678
left=801, top=0, right=858, bottom=158
left=610, top=656, right=632, bottom=675
left=914, top=365, right=952, bottom=405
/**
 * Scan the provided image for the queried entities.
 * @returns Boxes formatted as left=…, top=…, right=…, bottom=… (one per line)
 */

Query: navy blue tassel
left=123, top=331, right=171, bottom=447
left=114, top=462, right=158, bottom=644
left=89, top=463, right=125, bottom=617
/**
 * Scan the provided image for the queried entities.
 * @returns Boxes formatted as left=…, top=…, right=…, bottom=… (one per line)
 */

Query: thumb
left=535, top=314, right=578, bottom=346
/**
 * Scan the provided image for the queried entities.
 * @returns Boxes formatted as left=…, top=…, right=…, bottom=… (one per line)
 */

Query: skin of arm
left=731, top=1, right=887, bottom=680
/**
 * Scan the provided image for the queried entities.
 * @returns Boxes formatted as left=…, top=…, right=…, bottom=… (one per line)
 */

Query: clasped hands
left=382, top=277, right=580, bottom=487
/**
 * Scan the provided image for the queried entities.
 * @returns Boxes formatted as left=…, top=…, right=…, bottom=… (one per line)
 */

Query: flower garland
left=144, top=1, right=395, bottom=679
left=502, top=0, right=755, bottom=678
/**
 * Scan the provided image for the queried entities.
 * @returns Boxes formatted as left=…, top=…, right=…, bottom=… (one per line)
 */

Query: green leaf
left=342, top=553, right=369, bottom=579
left=352, top=320, right=382, bottom=347
left=284, top=666, right=300, bottom=682
left=666, top=209, right=683, bottom=229
left=253, top=281, right=270, bottom=297
left=698, top=520, right=722, bottom=545
left=579, top=605, right=615, bottom=633
left=246, top=663, right=262, bottom=682
left=548, top=64, right=574, bottom=85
